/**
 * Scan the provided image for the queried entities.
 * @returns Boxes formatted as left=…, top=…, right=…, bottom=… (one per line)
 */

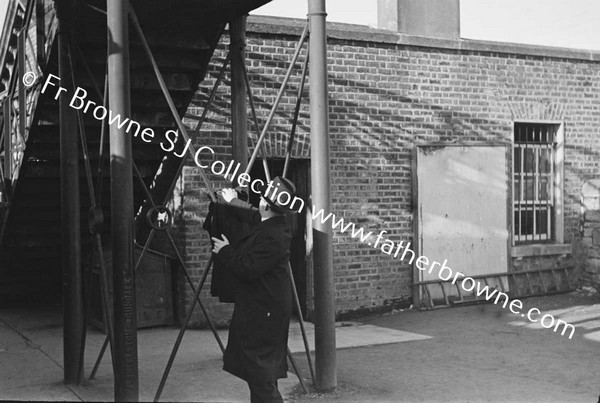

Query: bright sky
left=460, top=0, right=600, bottom=51
left=0, top=2, right=7, bottom=28
left=252, top=0, right=600, bottom=51
left=0, top=1, right=598, bottom=51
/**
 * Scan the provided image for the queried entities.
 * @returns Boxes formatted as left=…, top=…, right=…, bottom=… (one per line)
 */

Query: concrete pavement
left=0, top=304, right=429, bottom=402
left=1, top=292, right=599, bottom=402
left=289, top=292, right=600, bottom=402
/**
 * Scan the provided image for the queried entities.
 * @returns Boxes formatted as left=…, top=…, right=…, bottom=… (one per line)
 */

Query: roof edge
left=246, top=15, right=600, bottom=62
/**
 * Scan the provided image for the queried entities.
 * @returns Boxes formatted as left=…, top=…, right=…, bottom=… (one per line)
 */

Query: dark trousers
left=248, top=381, right=283, bottom=403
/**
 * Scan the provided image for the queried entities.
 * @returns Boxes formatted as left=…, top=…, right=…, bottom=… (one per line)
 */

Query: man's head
left=258, top=196, right=279, bottom=218
left=258, top=176, right=298, bottom=219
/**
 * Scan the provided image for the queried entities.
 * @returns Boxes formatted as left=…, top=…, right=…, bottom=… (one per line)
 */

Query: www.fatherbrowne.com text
left=41, top=73, right=576, bottom=340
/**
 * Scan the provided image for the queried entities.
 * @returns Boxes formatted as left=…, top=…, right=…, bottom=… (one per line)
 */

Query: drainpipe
left=308, top=0, right=337, bottom=391
left=107, top=0, right=138, bottom=400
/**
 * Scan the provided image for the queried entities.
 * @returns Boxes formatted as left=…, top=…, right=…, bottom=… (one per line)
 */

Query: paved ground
left=1, top=292, right=599, bottom=402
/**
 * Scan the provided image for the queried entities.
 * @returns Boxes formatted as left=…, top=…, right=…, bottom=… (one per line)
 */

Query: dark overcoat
left=203, top=194, right=253, bottom=302
left=215, top=202, right=292, bottom=383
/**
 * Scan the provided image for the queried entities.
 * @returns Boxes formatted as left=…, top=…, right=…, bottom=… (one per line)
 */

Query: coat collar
left=235, top=215, right=288, bottom=244
left=236, top=215, right=287, bottom=242
left=252, top=215, right=287, bottom=232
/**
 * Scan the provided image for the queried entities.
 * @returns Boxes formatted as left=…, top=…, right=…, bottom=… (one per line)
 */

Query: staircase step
left=25, top=140, right=167, bottom=161
left=0, top=0, right=243, bottom=303
left=26, top=123, right=182, bottom=145
left=4, top=245, right=61, bottom=260
left=36, top=108, right=182, bottom=127
left=82, top=45, right=212, bottom=73
left=64, top=66, right=198, bottom=94
left=37, top=88, right=193, bottom=114
left=10, top=205, right=102, bottom=222
left=19, top=160, right=161, bottom=181
left=74, top=4, right=220, bottom=53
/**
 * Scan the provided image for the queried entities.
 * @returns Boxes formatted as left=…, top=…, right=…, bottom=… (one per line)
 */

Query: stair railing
left=0, top=0, right=57, bottom=238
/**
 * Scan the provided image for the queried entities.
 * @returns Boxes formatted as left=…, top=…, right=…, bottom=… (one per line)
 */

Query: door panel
left=416, top=145, right=509, bottom=300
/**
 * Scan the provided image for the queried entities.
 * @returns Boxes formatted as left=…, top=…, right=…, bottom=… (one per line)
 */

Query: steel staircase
left=0, top=0, right=270, bottom=304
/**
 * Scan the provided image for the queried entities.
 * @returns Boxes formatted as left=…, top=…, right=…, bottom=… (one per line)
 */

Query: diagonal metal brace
left=245, top=22, right=309, bottom=176
left=129, top=5, right=216, bottom=202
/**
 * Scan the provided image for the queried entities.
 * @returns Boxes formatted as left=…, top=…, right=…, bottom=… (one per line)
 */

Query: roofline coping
left=246, top=15, right=600, bottom=62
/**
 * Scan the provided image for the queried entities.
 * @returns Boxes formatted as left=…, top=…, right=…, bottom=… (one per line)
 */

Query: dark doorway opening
left=249, top=159, right=309, bottom=318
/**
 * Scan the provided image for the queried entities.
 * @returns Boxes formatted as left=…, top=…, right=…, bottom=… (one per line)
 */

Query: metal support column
left=36, top=0, right=46, bottom=65
left=107, top=0, right=138, bottom=400
left=18, top=32, right=26, bottom=152
left=230, top=16, right=248, bottom=174
left=3, top=101, right=10, bottom=182
left=308, top=0, right=337, bottom=391
left=57, top=0, right=84, bottom=385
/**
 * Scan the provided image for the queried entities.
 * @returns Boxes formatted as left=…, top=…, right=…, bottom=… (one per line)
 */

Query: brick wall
left=177, top=17, right=600, bottom=326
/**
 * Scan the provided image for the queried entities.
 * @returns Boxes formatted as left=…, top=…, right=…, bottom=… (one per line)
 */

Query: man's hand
left=212, top=234, right=230, bottom=254
left=220, top=188, right=238, bottom=203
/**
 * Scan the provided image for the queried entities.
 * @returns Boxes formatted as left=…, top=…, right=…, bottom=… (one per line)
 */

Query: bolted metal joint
left=146, top=206, right=173, bottom=231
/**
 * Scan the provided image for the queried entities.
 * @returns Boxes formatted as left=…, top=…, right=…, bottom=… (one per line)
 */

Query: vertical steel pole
left=3, top=101, right=10, bottom=182
left=57, top=0, right=84, bottom=385
left=36, top=0, right=46, bottom=65
left=18, top=32, right=26, bottom=147
left=230, top=16, right=248, bottom=174
left=107, top=0, right=138, bottom=400
left=308, top=0, right=337, bottom=391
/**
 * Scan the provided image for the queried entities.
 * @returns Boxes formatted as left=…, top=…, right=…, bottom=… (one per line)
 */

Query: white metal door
left=416, top=145, right=509, bottom=299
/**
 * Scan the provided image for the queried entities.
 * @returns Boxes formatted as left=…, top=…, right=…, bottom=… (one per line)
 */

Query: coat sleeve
left=216, top=231, right=283, bottom=282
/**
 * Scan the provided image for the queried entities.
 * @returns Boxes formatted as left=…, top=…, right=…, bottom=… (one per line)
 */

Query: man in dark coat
left=202, top=190, right=252, bottom=302
left=211, top=176, right=299, bottom=402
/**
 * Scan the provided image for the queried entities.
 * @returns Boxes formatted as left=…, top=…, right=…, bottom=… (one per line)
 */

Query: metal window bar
left=542, top=133, right=548, bottom=242
left=514, top=124, right=520, bottom=241
left=514, top=123, right=555, bottom=243
left=525, top=126, right=530, bottom=241
left=550, top=125, right=556, bottom=238
left=534, top=126, right=539, bottom=242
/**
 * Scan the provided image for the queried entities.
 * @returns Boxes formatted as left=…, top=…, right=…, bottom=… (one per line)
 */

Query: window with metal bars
left=513, top=122, right=560, bottom=243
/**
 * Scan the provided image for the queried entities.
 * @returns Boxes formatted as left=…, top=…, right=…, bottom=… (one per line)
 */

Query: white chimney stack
left=377, top=0, right=460, bottom=39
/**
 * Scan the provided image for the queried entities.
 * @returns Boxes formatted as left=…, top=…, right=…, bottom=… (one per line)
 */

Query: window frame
left=510, top=120, right=567, bottom=256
